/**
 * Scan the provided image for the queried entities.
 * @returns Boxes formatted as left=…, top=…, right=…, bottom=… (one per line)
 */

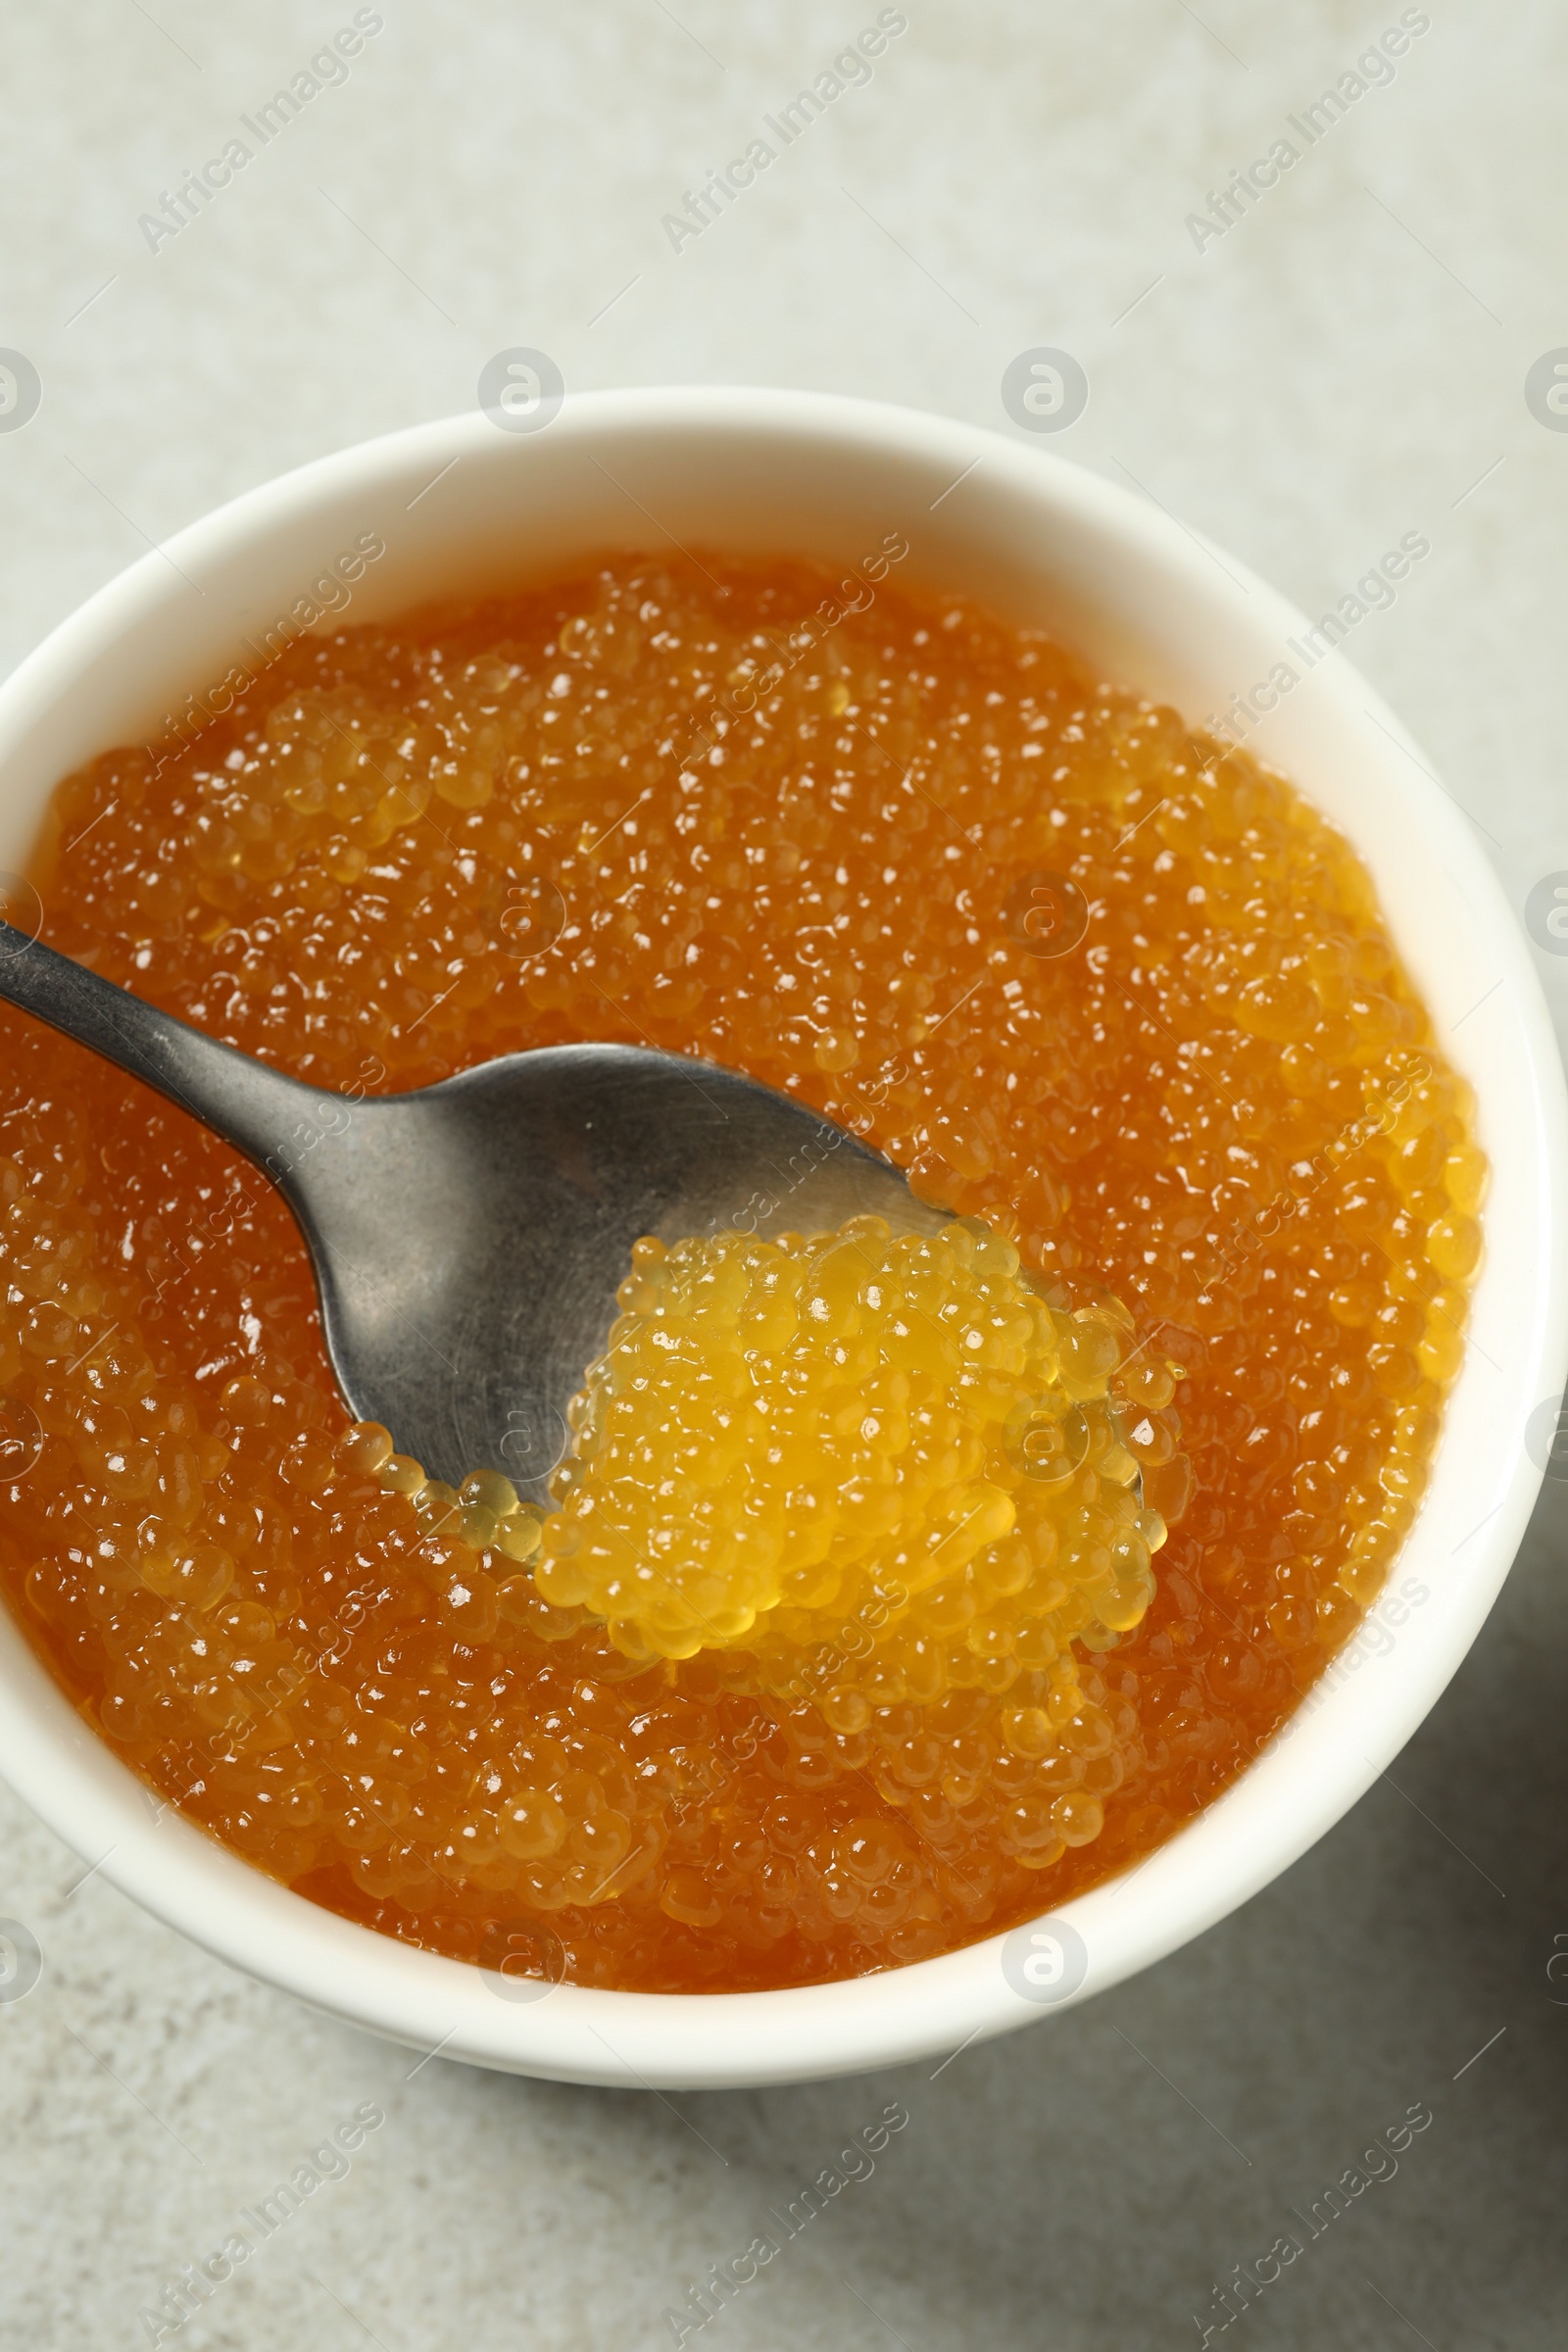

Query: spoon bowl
left=0, top=913, right=944, bottom=1489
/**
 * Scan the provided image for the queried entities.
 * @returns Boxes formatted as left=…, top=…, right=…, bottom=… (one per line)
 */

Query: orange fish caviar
left=0, top=551, right=1482, bottom=1990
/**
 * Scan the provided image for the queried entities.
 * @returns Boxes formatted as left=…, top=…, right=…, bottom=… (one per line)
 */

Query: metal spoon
left=0, top=917, right=945, bottom=1496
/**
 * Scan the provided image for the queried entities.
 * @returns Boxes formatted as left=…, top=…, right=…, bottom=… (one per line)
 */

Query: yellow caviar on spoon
left=534, top=1214, right=1181, bottom=1747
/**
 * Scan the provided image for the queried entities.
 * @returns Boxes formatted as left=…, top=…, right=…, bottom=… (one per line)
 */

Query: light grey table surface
left=1, top=5, right=1565, bottom=2347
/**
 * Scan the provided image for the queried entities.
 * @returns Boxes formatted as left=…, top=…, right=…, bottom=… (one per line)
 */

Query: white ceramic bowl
left=0, top=389, right=1562, bottom=2088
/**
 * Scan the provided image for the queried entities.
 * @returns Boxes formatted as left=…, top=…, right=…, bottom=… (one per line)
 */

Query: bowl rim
left=0, top=383, right=1562, bottom=2089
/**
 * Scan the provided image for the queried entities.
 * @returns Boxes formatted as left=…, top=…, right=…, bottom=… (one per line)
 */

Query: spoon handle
left=0, top=916, right=330, bottom=1179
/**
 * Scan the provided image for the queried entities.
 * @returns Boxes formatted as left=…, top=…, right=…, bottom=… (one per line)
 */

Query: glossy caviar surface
left=543, top=1217, right=1174, bottom=1703
left=0, top=552, right=1483, bottom=1990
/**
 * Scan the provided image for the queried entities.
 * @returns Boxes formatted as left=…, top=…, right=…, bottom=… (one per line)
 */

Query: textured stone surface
left=1, top=4, right=1564, bottom=2345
